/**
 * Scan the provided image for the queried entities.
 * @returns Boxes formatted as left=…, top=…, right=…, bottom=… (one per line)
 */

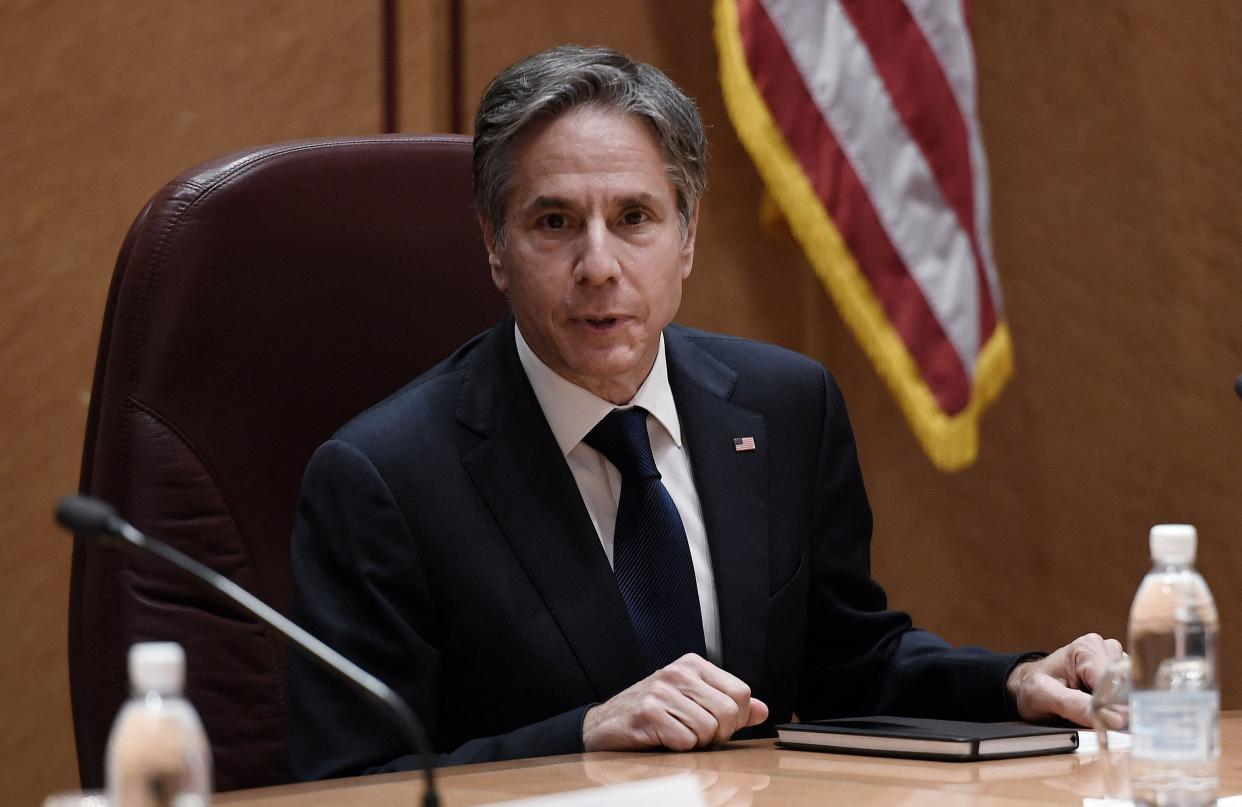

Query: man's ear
left=679, top=204, right=700, bottom=280
left=480, top=215, right=507, bottom=294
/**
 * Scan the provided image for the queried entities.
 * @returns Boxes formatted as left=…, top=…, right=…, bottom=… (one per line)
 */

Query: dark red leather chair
left=69, top=135, right=507, bottom=791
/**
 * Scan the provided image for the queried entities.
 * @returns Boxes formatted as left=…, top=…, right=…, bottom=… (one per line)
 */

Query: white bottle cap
left=1149, top=524, right=1197, bottom=565
left=129, top=641, right=186, bottom=695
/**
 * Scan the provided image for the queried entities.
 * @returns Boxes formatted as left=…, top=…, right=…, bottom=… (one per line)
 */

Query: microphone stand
left=57, top=495, right=439, bottom=807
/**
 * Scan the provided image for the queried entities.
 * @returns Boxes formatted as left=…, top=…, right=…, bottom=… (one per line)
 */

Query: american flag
left=715, top=0, right=1011, bottom=471
left=734, top=436, right=757, bottom=452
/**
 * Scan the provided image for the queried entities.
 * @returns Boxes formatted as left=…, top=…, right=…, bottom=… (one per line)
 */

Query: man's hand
left=1007, top=633, right=1125, bottom=726
left=582, top=654, right=769, bottom=751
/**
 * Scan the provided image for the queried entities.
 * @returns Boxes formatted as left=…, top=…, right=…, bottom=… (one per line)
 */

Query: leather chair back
left=69, top=135, right=506, bottom=791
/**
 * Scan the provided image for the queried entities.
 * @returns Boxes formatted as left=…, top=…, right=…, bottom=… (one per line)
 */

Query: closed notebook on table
left=775, top=716, right=1079, bottom=762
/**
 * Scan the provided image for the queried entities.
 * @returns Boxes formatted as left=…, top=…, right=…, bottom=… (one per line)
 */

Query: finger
left=1084, top=634, right=1124, bottom=661
left=661, top=686, right=725, bottom=748
left=587, top=661, right=743, bottom=752
left=668, top=656, right=756, bottom=740
left=1078, top=642, right=1123, bottom=693
left=645, top=665, right=730, bottom=749
left=680, top=681, right=743, bottom=744
left=1097, top=703, right=1129, bottom=732
left=658, top=656, right=767, bottom=742
left=655, top=659, right=741, bottom=742
left=695, top=663, right=758, bottom=723
left=1042, top=679, right=1093, bottom=726
left=654, top=714, right=706, bottom=752
left=682, top=683, right=768, bottom=742
left=690, top=692, right=768, bottom=739
left=629, top=673, right=717, bottom=751
left=690, top=655, right=750, bottom=694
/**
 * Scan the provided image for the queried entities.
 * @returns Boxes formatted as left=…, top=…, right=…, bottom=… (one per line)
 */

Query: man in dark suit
left=287, top=45, right=1121, bottom=780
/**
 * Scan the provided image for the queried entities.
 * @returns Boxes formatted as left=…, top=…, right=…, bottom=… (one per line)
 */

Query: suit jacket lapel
left=666, top=328, right=770, bottom=691
left=457, top=321, right=647, bottom=700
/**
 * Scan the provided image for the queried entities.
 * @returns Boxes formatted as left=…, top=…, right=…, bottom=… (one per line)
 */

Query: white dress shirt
left=514, top=324, right=722, bottom=665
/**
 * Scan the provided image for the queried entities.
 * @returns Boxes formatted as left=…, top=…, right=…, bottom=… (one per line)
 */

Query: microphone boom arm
left=65, top=497, right=439, bottom=806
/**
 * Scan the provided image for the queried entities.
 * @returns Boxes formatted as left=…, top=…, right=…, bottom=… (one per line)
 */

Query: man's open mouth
left=579, top=316, right=622, bottom=330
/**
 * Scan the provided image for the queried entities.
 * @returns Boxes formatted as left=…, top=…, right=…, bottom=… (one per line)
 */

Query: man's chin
left=558, top=351, right=655, bottom=401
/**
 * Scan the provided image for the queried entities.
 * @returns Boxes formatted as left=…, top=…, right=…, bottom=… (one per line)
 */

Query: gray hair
left=472, top=45, right=707, bottom=246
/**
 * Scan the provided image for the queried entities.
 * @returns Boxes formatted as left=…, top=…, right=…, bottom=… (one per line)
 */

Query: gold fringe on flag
left=712, top=0, right=1012, bottom=472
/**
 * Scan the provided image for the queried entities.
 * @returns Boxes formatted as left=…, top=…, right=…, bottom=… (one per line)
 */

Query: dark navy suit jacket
left=287, top=317, right=1025, bottom=780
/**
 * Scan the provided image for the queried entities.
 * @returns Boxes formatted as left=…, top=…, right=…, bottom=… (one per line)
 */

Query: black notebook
left=776, top=716, right=1079, bottom=762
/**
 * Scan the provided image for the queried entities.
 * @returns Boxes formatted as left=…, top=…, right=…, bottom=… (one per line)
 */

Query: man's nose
left=573, top=219, right=621, bottom=285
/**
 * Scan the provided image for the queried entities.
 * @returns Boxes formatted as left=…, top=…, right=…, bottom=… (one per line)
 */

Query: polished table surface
left=219, top=712, right=1242, bottom=806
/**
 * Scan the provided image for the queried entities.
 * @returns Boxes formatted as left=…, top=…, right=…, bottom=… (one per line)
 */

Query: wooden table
left=219, top=713, right=1242, bottom=805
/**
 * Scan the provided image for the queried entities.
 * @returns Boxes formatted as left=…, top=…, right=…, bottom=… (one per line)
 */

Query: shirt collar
left=514, top=323, right=683, bottom=457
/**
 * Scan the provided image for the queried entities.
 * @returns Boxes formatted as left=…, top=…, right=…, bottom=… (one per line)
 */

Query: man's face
left=483, top=106, right=697, bottom=405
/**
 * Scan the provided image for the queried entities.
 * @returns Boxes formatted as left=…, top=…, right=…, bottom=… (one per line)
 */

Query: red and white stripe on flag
left=715, top=0, right=1012, bottom=471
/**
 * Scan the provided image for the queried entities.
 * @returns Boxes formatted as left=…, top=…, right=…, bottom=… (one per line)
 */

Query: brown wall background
left=2, top=1, right=1238, bottom=803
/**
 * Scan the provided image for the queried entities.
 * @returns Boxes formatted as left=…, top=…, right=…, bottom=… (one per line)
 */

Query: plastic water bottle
left=1128, top=524, right=1219, bottom=807
left=106, top=642, right=212, bottom=807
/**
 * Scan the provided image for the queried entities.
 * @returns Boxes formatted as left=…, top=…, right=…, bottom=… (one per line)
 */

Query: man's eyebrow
left=616, top=192, right=658, bottom=208
left=527, top=196, right=570, bottom=210
left=519, top=192, right=662, bottom=216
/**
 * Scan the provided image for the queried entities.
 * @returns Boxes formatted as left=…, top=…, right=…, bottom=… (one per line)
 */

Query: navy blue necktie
left=585, top=407, right=706, bottom=672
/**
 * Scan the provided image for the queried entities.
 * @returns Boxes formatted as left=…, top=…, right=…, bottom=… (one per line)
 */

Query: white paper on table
left=1075, top=730, right=1131, bottom=753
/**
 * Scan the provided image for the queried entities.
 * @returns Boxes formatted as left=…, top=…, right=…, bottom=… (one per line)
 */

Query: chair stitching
left=124, top=395, right=286, bottom=703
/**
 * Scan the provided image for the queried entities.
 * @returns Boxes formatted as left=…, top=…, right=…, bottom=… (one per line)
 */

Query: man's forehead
left=506, top=109, right=675, bottom=209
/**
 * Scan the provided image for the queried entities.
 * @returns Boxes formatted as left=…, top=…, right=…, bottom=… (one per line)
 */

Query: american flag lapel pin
left=733, top=436, right=757, bottom=453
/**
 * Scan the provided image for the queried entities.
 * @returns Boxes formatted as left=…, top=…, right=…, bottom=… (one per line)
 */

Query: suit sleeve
left=285, top=439, right=590, bottom=780
left=795, top=368, right=1027, bottom=722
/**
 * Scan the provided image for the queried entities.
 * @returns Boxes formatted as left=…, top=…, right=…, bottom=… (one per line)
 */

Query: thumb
left=745, top=697, right=770, bottom=727
left=1042, top=682, right=1093, bottom=727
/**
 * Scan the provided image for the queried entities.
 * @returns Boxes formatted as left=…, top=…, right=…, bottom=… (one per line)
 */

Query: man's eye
left=540, top=213, right=567, bottom=229
left=621, top=210, right=648, bottom=226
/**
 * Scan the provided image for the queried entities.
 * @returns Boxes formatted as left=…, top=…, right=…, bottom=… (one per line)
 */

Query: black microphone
left=57, top=495, right=125, bottom=535
left=57, top=494, right=439, bottom=807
